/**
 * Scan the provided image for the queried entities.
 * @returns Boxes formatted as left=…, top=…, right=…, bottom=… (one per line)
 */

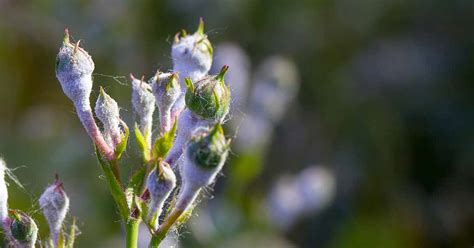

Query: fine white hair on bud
left=55, top=29, right=94, bottom=112
left=164, top=109, right=211, bottom=168
left=146, top=162, right=176, bottom=228
left=9, top=211, right=38, bottom=248
left=151, top=72, right=181, bottom=134
left=171, top=18, right=214, bottom=120
left=131, top=74, right=156, bottom=144
left=0, top=158, right=8, bottom=224
left=55, top=29, right=114, bottom=160
left=39, top=176, right=70, bottom=245
left=95, top=87, right=122, bottom=148
left=249, top=56, right=300, bottom=124
left=185, top=65, right=231, bottom=122
left=174, top=124, right=230, bottom=212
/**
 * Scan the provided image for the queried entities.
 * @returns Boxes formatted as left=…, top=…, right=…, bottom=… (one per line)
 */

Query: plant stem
left=126, top=218, right=140, bottom=248
left=148, top=209, right=184, bottom=248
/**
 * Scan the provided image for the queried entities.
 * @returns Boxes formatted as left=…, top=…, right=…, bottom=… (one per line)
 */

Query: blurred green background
left=0, top=0, right=473, bottom=247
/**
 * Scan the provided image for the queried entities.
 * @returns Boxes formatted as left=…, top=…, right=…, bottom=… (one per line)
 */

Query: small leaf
left=57, top=229, right=65, bottom=248
left=114, top=120, right=130, bottom=160
left=152, top=120, right=177, bottom=160
left=66, top=217, right=77, bottom=248
left=134, top=123, right=150, bottom=161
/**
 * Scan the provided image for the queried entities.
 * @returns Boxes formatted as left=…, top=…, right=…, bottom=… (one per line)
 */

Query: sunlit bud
left=9, top=211, right=38, bottom=248
left=39, top=176, right=70, bottom=245
left=146, top=162, right=176, bottom=228
left=151, top=72, right=181, bottom=134
left=95, top=87, right=122, bottom=148
left=172, top=18, right=213, bottom=83
left=185, top=65, right=231, bottom=122
left=131, top=74, right=155, bottom=144
left=55, top=29, right=94, bottom=112
left=174, top=124, right=230, bottom=212
left=55, top=30, right=114, bottom=160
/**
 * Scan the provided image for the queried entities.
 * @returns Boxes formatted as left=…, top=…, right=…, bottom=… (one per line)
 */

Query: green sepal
left=196, top=17, right=205, bottom=35
left=134, top=123, right=150, bottom=161
left=57, top=229, right=65, bottom=248
left=128, top=164, right=148, bottom=195
left=114, top=120, right=130, bottom=160
left=184, top=78, right=194, bottom=92
left=152, top=120, right=177, bottom=160
left=66, top=217, right=77, bottom=248
left=95, top=146, right=129, bottom=220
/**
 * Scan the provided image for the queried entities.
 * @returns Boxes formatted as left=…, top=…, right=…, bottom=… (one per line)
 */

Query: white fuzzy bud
left=164, top=109, right=211, bottom=168
left=95, top=87, right=122, bottom=148
left=171, top=18, right=214, bottom=119
left=55, top=29, right=94, bottom=112
left=131, top=75, right=155, bottom=144
left=151, top=72, right=181, bottom=134
left=175, top=125, right=229, bottom=211
left=146, top=162, right=176, bottom=228
left=39, top=177, right=70, bottom=244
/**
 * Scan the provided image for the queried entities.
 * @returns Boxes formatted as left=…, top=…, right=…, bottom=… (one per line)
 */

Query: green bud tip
left=181, top=29, right=187, bottom=37
left=99, top=86, right=107, bottom=98
left=215, top=65, right=229, bottom=82
left=63, top=28, right=70, bottom=44
left=196, top=17, right=205, bottom=35
left=185, top=77, right=194, bottom=92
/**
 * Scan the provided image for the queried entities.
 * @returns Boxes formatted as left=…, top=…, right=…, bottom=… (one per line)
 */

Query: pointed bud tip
left=197, top=17, right=205, bottom=35
left=216, top=65, right=229, bottom=82
left=63, top=28, right=70, bottom=43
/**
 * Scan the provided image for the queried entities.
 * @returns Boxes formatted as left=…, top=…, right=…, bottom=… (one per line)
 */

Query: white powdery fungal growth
left=95, top=87, right=122, bottom=148
left=150, top=72, right=181, bottom=134
left=146, top=162, right=176, bottom=229
left=171, top=18, right=213, bottom=119
left=0, top=158, right=8, bottom=224
left=55, top=29, right=114, bottom=159
left=39, top=177, right=70, bottom=244
left=131, top=75, right=156, bottom=145
left=175, top=124, right=230, bottom=212
left=165, top=66, right=230, bottom=168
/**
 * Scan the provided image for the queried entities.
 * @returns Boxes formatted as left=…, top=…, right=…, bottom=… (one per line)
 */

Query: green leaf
left=134, top=123, right=150, bottom=161
left=114, top=120, right=130, bottom=160
left=152, top=120, right=177, bottom=160
left=95, top=147, right=129, bottom=220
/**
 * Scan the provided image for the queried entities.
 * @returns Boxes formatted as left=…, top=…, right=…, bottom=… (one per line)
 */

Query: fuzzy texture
left=55, top=30, right=114, bottom=160
left=0, top=158, right=8, bottom=223
left=131, top=75, right=155, bottom=144
left=185, top=66, right=231, bottom=122
left=95, top=88, right=122, bottom=148
left=151, top=72, right=181, bottom=134
left=175, top=125, right=229, bottom=212
left=146, top=162, right=176, bottom=228
left=55, top=31, right=94, bottom=112
left=9, top=212, right=38, bottom=248
left=164, top=109, right=211, bottom=168
left=39, top=181, right=70, bottom=244
left=171, top=20, right=213, bottom=120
